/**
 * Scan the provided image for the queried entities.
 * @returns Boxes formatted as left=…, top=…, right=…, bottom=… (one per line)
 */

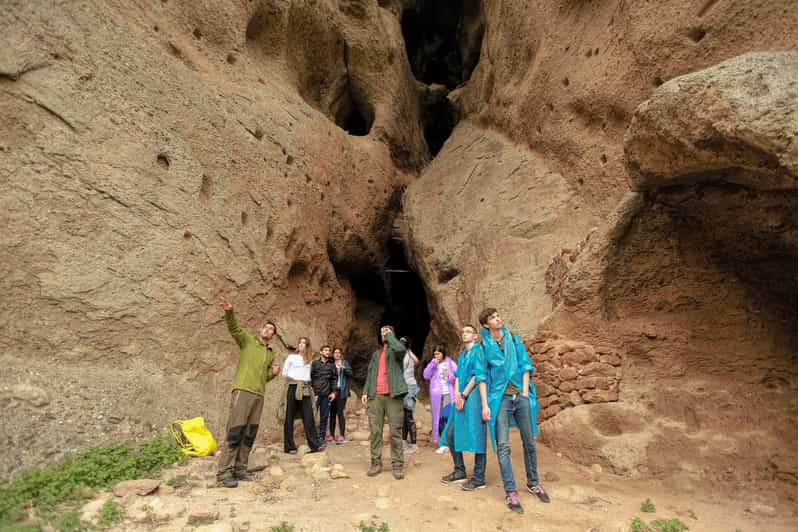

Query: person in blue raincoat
left=440, top=325, right=490, bottom=491
left=479, top=307, right=551, bottom=513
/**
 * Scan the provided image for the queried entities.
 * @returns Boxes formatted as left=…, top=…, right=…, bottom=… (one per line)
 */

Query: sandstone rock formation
left=2, top=0, right=797, bottom=489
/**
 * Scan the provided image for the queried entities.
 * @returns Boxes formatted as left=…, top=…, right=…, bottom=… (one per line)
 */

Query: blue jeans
left=444, top=411, right=486, bottom=484
left=317, top=396, right=331, bottom=440
left=495, top=394, right=539, bottom=493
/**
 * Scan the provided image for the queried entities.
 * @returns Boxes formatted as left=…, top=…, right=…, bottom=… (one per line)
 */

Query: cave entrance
left=335, top=237, right=431, bottom=387
left=383, top=236, right=431, bottom=358
left=400, top=0, right=484, bottom=156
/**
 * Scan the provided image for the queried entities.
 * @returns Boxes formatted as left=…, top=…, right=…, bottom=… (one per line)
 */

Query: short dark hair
left=463, top=324, right=478, bottom=334
left=432, top=344, right=446, bottom=357
left=263, top=320, right=277, bottom=332
left=332, top=347, right=342, bottom=354
left=478, top=307, right=498, bottom=326
left=399, top=336, right=411, bottom=348
left=320, top=345, right=332, bottom=352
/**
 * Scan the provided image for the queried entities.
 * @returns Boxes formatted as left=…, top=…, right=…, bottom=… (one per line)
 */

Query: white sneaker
left=402, top=440, right=408, bottom=450
left=404, top=444, right=418, bottom=455
left=436, top=446, right=450, bottom=454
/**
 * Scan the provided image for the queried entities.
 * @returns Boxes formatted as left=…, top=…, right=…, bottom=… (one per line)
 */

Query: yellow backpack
left=170, top=417, right=217, bottom=457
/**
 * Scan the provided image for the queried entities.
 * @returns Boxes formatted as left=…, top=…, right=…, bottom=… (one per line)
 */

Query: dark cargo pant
left=368, top=394, right=404, bottom=470
left=216, top=389, right=263, bottom=481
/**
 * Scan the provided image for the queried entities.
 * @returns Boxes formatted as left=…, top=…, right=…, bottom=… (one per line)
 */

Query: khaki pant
left=216, top=389, right=263, bottom=481
left=368, top=394, right=404, bottom=469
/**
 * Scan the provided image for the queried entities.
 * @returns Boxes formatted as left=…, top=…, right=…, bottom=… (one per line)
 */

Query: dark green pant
left=368, top=394, right=404, bottom=469
left=216, top=389, right=263, bottom=481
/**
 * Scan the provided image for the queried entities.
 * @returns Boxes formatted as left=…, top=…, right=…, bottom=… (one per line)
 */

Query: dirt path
left=100, top=430, right=797, bottom=532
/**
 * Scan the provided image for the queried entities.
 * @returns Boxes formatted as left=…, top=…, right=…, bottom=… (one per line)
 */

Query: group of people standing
left=213, top=298, right=550, bottom=514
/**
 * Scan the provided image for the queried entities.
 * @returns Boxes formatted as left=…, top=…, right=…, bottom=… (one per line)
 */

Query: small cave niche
left=421, top=87, right=458, bottom=156
left=332, top=83, right=374, bottom=137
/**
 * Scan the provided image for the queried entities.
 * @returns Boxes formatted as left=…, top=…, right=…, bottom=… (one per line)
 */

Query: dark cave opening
left=333, top=237, right=431, bottom=386
left=401, top=0, right=484, bottom=90
left=400, top=0, right=483, bottom=156
left=333, top=90, right=373, bottom=137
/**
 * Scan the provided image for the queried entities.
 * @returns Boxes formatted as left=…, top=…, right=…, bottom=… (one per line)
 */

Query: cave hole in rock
left=401, top=0, right=484, bottom=156
left=332, top=237, right=431, bottom=386
left=332, top=80, right=374, bottom=137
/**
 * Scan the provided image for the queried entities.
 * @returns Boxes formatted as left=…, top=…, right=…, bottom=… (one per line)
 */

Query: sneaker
left=505, top=491, right=523, bottom=513
left=235, top=472, right=256, bottom=482
left=219, top=477, right=238, bottom=488
left=440, top=471, right=467, bottom=484
left=404, top=444, right=418, bottom=455
left=402, top=440, right=408, bottom=450
left=285, top=449, right=298, bottom=455
left=326, top=434, right=334, bottom=443
left=435, top=446, right=450, bottom=455
left=527, top=483, right=551, bottom=503
left=392, top=467, right=404, bottom=480
left=336, top=435, right=345, bottom=444
left=461, top=479, right=487, bottom=491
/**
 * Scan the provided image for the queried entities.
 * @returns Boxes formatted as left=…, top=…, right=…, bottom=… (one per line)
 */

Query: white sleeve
left=282, top=355, right=298, bottom=377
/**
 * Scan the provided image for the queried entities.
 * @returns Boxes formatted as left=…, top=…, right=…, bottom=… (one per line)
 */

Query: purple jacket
left=423, top=357, right=457, bottom=443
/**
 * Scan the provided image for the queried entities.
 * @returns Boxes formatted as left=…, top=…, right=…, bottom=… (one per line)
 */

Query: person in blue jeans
left=310, top=345, right=337, bottom=444
left=479, top=307, right=550, bottom=513
left=440, top=325, right=490, bottom=491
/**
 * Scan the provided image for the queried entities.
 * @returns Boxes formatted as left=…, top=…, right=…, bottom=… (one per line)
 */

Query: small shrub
left=96, top=499, right=123, bottom=529
left=166, top=475, right=187, bottom=488
left=358, top=520, right=390, bottom=532
left=651, top=518, right=689, bottom=532
left=51, top=511, right=87, bottom=532
left=631, top=517, right=651, bottom=532
left=641, top=498, right=656, bottom=513
left=270, top=522, right=295, bottom=532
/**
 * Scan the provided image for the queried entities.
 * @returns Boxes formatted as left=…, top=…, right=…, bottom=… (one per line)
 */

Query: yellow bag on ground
left=170, top=417, right=217, bottom=457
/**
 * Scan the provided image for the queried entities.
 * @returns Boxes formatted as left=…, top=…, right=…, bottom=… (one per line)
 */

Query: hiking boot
left=440, top=471, right=467, bottom=484
left=505, top=491, right=523, bottom=513
left=219, top=477, right=238, bottom=488
left=392, top=467, right=404, bottom=480
left=367, top=460, right=383, bottom=477
left=527, top=483, right=551, bottom=503
left=235, top=472, right=256, bottom=482
left=461, top=479, right=487, bottom=491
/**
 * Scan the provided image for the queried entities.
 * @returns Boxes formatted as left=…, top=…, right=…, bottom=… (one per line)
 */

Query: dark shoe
left=285, top=449, right=298, bottom=455
left=527, top=483, right=551, bottom=503
left=505, top=491, right=523, bottom=513
left=461, top=479, right=487, bottom=491
left=392, top=468, right=404, bottom=480
left=367, top=460, right=383, bottom=477
left=440, top=471, right=467, bottom=484
left=218, top=477, right=238, bottom=488
left=235, top=472, right=256, bottom=482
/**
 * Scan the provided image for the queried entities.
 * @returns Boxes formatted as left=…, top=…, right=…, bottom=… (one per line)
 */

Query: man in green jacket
left=361, top=325, right=408, bottom=479
left=216, top=298, right=280, bottom=488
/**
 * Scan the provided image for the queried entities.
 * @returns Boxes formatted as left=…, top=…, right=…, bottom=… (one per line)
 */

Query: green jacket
left=225, top=309, right=275, bottom=396
left=363, top=332, right=408, bottom=399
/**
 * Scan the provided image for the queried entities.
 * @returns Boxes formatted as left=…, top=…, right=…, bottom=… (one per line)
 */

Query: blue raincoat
left=481, top=327, right=540, bottom=453
left=440, top=342, right=488, bottom=453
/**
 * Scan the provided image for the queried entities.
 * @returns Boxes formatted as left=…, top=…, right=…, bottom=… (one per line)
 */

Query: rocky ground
left=73, top=406, right=798, bottom=532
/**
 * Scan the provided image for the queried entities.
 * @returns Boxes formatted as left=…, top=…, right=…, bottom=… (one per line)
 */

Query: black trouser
left=284, top=384, right=320, bottom=452
left=402, top=408, right=417, bottom=444
left=329, top=393, right=346, bottom=437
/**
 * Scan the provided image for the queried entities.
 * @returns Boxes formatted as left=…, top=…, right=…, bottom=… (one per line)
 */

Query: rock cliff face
left=2, top=0, right=797, bottom=485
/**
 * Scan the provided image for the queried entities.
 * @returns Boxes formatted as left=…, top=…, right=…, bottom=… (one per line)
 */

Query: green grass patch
left=96, top=499, right=123, bottom=530
left=165, top=474, right=187, bottom=488
left=641, top=498, right=656, bottom=513
left=0, top=434, right=185, bottom=530
left=630, top=516, right=689, bottom=532
left=270, top=522, right=295, bottom=532
left=357, top=520, right=390, bottom=532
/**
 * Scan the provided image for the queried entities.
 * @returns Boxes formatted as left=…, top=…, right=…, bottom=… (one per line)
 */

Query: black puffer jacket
left=310, top=358, right=337, bottom=397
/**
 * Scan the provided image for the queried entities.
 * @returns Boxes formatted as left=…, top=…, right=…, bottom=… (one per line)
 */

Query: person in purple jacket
left=423, top=345, right=457, bottom=449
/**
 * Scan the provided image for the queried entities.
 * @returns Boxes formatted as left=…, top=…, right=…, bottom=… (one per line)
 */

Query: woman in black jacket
left=329, top=347, right=353, bottom=444
left=310, top=345, right=338, bottom=443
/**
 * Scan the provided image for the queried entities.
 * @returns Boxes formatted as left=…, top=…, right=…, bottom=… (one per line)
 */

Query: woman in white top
left=282, top=337, right=322, bottom=453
